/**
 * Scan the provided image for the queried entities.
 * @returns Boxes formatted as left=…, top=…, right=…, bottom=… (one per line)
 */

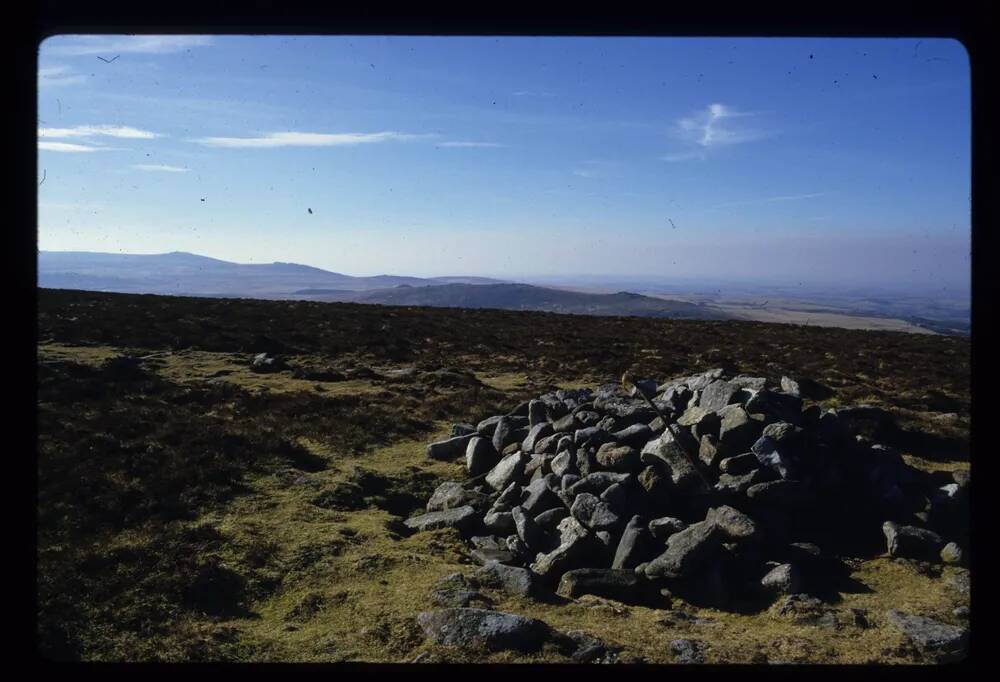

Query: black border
left=20, top=1, right=993, bottom=674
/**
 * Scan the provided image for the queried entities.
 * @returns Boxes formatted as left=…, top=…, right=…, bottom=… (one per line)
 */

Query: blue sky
left=37, top=35, right=970, bottom=292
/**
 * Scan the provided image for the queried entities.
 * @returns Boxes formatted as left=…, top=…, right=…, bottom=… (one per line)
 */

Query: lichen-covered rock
left=886, top=610, right=968, bottom=662
left=416, top=608, right=552, bottom=652
left=557, top=568, right=645, bottom=604
left=485, top=451, right=529, bottom=491
left=475, top=561, right=540, bottom=598
left=405, top=506, right=479, bottom=533
left=643, top=520, right=724, bottom=579
left=882, top=521, right=944, bottom=561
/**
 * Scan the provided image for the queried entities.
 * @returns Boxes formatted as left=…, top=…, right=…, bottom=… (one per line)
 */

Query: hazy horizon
left=38, top=36, right=970, bottom=294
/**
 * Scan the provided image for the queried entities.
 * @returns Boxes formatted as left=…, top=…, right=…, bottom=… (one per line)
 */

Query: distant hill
left=354, top=282, right=728, bottom=319
left=37, top=251, right=506, bottom=297
left=37, top=251, right=729, bottom=320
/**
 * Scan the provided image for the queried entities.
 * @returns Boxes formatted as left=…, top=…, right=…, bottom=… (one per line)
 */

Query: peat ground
left=36, top=288, right=970, bottom=662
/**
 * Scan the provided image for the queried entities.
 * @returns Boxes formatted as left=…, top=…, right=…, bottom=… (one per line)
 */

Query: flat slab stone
left=886, top=610, right=968, bottom=662
left=404, top=506, right=478, bottom=533
left=416, top=608, right=552, bottom=652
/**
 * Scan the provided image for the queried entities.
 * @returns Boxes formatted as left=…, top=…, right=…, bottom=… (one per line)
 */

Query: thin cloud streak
left=191, top=131, right=430, bottom=148
left=675, top=103, right=764, bottom=148
left=708, top=192, right=827, bottom=210
left=131, top=164, right=190, bottom=172
left=437, top=141, right=505, bottom=148
left=39, top=125, right=160, bottom=139
left=44, top=35, right=213, bottom=56
left=38, top=65, right=88, bottom=87
left=660, top=150, right=706, bottom=162
left=39, top=141, right=118, bottom=152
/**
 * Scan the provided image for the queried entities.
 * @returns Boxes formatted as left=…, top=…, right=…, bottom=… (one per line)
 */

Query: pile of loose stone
left=405, top=368, right=970, bottom=661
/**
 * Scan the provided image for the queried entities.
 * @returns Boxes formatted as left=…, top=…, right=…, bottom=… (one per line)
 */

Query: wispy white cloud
left=38, top=141, right=118, bottom=152
left=512, top=90, right=557, bottom=97
left=191, top=131, right=429, bottom=148
left=572, top=168, right=601, bottom=178
left=674, top=103, right=764, bottom=148
left=660, top=150, right=706, bottom=162
left=437, top=141, right=505, bottom=148
left=708, top=192, right=827, bottom=210
left=39, top=125, right=160, bottom=139
left=38, top=65, right=87, bottom=88
left=131, top=164, right=190, bottom=173
left=43, top=35, right=213, bottom=57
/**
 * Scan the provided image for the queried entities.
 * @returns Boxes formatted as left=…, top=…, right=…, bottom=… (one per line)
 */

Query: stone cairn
left=406, top=369, right=969, bottom=660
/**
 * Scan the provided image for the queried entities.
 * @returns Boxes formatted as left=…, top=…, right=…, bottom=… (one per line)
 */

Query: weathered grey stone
left=534, top=506, right=569, bottom=532
left=643, top=520, right=725, bottom=579
left=718, top=452, right=760, bottom=475
left=466, top=437, right=500, bottom=477
left=491, top=416, right=514, bottom=453
left=596, top=442, right=640, bottom=473
left=427, top=434, right=476, bottom=460
left=557, top=568, right=645, bottom=604
left=451, top=423, right=477, bottom=437
left=648, top=516, right=688, bottom=540
left=706, top=505, right=762, bottom=544
left=641, top=431, right=702, bottom=490
left=405, top=506, right=479, bottom=533
left=485, top=451, right=529, bottom=491
left=947, top=569, right=970, bottom=597
left=482, top=509, right=515, bottom=536
left=718, top=405, right=763, bottom=455
left=521, top=476, right=562, bottom=516
left=570, top=493, right=621, bottom=532
left=506, top=534, right=530, bottom=562
left=416, top=608, right=552, bottom=652
left=574, top=426, right=612, bottom=448
left=475, top=561, right=540, bottom=598
left=670, top=638, right=706, bottom=664
left=699, top=380, right=741, bottom=411
left=698, top=433, right=721, bottom=469
left=552, top=413, right=580, bottom=434
left=533, top=434, right=561, bottom=455
left=762, top=421, right=799, bottom=443
left=522, top=422, right=555, bottom=455
left=612, top=423, right=654, bottom=449
left=760, top=563, right=802, bottom=596
left=551, top=450, right=576, bottom=477
left=731, top=376, right=769, bottom=392
left=638, top=465, right=668, bottom=498
left=523, top=454, right=547, bottom=480
left=600, top=481, right=629, bottom=511
left=470, top=535, right=506, bottom=551
left=715, top=468, right=772, bottom=495
left=530, top=523, right=600, bottom=580
left=470, top=547, right=517, bottom=565
left=940, top=542, right=964, bottom=565
left=886, top=610, right=968, bottom=662
left=612, top=515, right=652, bottom=570
left=431, top=587, right=491, bottom=608
left=751, top=436, right=796, bottom=479
left=427, top=481, right=487, bottom=512
left=528, top=399, right=548, bottom=427
left=512, top=505, right=551, bottom=553
left=882, top=522, right=944, bottom=561
left=567, top=471, right=631, bottom=497
left=677, top=406, right=715, bottom=428
left=685, top=368, right=725, bottom=392
left=780, top=376, right=801, bottom=397
left=476, top=415, right=505, bottom=436
left=746, top=389, right=803, bottom=425
left=746, top=480, right=809, bottom=507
